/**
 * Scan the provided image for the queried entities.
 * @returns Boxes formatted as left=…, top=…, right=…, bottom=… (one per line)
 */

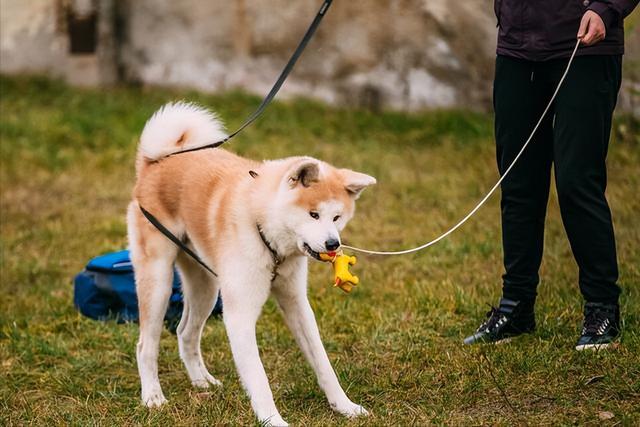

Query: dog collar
left=256, top=224, right=283, bottom=281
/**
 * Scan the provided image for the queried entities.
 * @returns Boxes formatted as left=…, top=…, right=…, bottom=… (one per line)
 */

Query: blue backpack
left=73, top=250, right=222, bottom=332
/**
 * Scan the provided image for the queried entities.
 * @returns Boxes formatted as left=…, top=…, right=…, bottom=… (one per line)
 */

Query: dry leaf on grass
left=598, top=411, right=615, bottom=420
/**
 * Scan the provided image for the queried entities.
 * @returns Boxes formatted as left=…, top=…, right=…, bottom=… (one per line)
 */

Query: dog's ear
left=288, top=161, right=320, bottom=188
left=341, top=169, right=376, bottom=199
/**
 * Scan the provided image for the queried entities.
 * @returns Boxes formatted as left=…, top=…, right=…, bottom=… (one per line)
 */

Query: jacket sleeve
left=588, top=0, right=639, bottom=28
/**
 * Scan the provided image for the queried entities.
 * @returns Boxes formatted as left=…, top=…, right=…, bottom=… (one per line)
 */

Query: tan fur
left=133, top=149, right=259, bottom=263
left=294, top=172, right=354, bottom=216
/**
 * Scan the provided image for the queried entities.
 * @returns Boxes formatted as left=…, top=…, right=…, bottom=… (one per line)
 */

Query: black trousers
left=494, top=54, right=622, bottom=304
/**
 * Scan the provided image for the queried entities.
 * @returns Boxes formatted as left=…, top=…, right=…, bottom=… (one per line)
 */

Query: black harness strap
left=170, top=0, right=334, bottom=156
left=257, top=224, right=284, bottom=282
left=139, top=205, right=284, bottom=282
left=139, top=206, right=217, bottom=276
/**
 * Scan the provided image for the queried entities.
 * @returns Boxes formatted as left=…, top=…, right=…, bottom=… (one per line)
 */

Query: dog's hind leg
left=272, top=259, right=369, bottom=419
left=175, top=251, right=222, bottom=389
left=128, top=203, right=178, bottom=408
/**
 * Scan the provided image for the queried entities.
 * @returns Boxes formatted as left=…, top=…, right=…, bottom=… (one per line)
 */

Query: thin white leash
left=343, top=39, right=581, bottom=256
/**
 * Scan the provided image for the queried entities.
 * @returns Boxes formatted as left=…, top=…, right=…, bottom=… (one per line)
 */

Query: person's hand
left=577, top=10, right=606, bottom=46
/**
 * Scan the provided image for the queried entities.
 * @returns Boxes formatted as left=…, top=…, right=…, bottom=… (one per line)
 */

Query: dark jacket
left=495, top=0, right=639, bottom=61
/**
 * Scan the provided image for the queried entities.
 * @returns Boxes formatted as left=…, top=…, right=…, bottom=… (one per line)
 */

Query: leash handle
left=170, top=0, right=334, bottom=156
left=343, top=39, right=582, bottom=256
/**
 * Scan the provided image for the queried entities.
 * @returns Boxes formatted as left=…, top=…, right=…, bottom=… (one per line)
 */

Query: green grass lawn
left=1, top=75, right=638, bottom=425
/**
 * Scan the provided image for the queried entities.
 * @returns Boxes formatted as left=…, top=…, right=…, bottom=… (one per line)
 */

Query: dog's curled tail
left=138, top=102, right=227, bottom=164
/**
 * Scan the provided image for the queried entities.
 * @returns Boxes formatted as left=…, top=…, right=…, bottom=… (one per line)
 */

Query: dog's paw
left=332, top=401, right=369, bottom=418
left=192, top=372, right=223, bottom=389
left=142, top=391, right=167, bottom=408
left=261, top=414, right=289, bottom=427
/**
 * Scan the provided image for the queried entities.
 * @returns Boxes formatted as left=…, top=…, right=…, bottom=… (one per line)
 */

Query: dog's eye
left=309, top=211, right=319, bottom=220
left=333, top=215, right=341, bottom=222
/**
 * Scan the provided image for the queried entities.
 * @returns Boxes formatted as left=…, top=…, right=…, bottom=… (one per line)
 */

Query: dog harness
left=139, top=206, right=217, bottom=276
left=257, top=224, right=284, bottom=282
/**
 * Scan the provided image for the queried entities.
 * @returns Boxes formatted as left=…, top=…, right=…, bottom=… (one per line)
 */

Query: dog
left=127, top=102, right=375, bottom=426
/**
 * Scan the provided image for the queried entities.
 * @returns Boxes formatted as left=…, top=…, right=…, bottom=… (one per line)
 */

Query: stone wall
left=1, top=0, right=637, bottom=114
left=116, top=0, right=498, bottom=110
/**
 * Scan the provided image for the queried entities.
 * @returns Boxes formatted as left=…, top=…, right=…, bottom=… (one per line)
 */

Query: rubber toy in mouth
left=318, top=251, right=359, bottom=293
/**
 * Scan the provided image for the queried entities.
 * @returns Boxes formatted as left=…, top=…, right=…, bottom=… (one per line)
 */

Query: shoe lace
left=582, top=309, right=609, bottom=336
left=480, top=305, right=504, bottom=331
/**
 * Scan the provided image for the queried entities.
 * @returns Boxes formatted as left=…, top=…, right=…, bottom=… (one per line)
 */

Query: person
left=463, top=0, right=638, bottom=350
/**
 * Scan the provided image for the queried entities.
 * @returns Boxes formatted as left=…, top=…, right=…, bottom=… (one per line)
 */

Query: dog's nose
left=325, top=238, right=340, bottom=251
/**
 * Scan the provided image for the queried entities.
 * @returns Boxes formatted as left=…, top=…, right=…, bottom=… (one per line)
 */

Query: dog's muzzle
left=303, top=243, right=323, bottom=261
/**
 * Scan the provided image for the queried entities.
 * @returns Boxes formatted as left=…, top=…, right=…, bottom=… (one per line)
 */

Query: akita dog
left=127, top=102, right=375, bottom=426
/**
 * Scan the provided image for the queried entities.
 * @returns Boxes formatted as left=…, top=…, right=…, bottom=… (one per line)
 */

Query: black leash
left=170, top=0, right=334, bottom=156
left=139, top=0, right=334, bottom=274
left=139, top=206, right=217, bottom=276
left=139, top=205, right=284, bottom=280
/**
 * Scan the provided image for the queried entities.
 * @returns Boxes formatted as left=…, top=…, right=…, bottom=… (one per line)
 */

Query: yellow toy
left=319, top=251, right=359, bottom=293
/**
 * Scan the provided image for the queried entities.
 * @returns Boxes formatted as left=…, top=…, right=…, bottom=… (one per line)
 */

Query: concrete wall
left=116, top=0, right=498, bottom=110
left=1, top=0, right=67, bottom=76
left=1, top=0, right=637, bottom=114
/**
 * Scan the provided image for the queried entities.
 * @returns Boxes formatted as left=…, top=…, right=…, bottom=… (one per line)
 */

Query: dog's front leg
left=221, top=271, right=288, bottom=427
left=273, top=260, right=369, bottom=418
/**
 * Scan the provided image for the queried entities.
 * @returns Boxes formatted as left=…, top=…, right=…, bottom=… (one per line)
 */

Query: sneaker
left=463, top=298, right=535, bottom=345
left=575, top=302, right=620, bottom=351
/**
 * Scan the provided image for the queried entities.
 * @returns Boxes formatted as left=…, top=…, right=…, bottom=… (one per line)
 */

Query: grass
left=1, top=75, right=639, bottom=426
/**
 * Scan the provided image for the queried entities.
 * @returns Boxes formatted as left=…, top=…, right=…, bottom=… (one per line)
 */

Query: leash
left=139, top=0, right=334, bottom=276
left=342, top=39, right=581, bottom=256
left=139, top=206, right=217, bottom=276
left=169, top=0, right=333, bottom=156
